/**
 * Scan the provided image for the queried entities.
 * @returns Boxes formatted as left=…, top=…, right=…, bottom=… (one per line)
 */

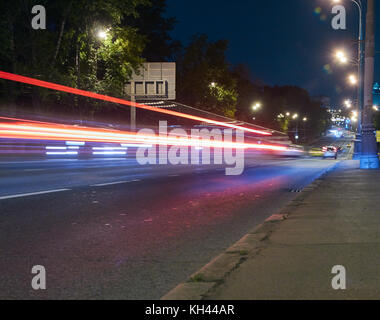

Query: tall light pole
left=360, top=0, right=379, bottom=169
left=333, top=0, right=364, bottom=158
left=353, top=0, right=365, bottom=159
left=350, top=0, right=365, bottom=158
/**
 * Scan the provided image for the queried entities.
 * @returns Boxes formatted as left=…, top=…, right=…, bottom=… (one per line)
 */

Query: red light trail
left=0, top=118, right=289, bottom=152
left=0, top=71, right=271, bottom=136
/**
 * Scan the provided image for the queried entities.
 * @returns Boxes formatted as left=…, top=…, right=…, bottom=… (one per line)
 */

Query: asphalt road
left=0, top=135, right=352, bottom=299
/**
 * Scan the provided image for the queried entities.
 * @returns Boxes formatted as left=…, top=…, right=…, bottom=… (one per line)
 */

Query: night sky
left=166, top=0, right=380, bottom=107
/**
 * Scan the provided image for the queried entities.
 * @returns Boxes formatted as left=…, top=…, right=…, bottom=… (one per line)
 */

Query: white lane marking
left=168, top=174, right=179, bottom=177
left=0, top=189, right=70, bottom=200
left=23, top=169, right=45, bottom=172
left=91, top=179, right=141, bottom=187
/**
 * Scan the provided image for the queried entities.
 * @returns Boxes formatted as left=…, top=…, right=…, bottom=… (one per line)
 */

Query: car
left=322, top=146, right=337, bottom=159
left=309, top=147, right=324, bottom=157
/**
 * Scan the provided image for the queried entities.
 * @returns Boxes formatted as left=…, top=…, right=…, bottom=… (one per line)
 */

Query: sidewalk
left=163, top=160, right=380, bottom=300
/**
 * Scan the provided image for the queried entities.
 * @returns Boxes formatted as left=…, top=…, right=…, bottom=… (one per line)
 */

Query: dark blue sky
left=166, top=0, right=380, bottom=106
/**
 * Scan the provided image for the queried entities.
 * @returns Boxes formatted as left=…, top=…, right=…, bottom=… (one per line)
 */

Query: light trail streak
left=46, top=151, right=78, bottom=155
left=0, top=119, right=294, bottom=152
left=92, top=151, right=127, bottom=155
left=0, top=71, right=271, bottom=136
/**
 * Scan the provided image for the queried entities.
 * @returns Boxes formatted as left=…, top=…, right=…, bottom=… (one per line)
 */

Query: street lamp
left=303, top=117, right=308, bottom=122
left=97, top=30, right=108, bottom=40
left=344, top=99, right=352, bottom=108
left=292, top=113, right=299, bottom=119
left=348, top=74, right=358, bottom=85
left=252, top=102, right=262, bottom=111
left=335, top=50, right=349, bottom=64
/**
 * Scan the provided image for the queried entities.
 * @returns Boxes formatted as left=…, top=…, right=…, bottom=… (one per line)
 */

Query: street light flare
left=252, top=102, right=262, bottom=111
left=335, top=50, right=348, bottom=64
left=344, top=99, right=352, bottom=108
left=97, top=30, right=108, bottom=40
left=348, top=74, right=358, bottom=85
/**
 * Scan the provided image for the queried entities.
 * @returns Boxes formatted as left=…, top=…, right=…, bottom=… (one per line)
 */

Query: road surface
left=0, top=136, right=352, bottom=299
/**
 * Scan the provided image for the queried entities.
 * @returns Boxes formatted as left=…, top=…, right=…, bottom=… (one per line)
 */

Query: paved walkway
left=204, top=160, right=380, bottom=299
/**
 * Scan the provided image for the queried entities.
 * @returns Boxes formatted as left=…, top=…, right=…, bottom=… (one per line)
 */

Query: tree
left=0, top=0, right=148, bottom=114
left=233, top=64, right=263, bottom=123
left=177, top=34, right=237, bottom=118
left=126, top=0, right=181, bottom=61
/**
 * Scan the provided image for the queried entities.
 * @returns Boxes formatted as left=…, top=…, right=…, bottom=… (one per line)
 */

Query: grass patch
left=189, top=273, right=204, bottom=283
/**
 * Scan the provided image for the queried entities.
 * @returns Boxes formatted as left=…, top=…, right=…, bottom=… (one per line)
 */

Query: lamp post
left=360, top=0, right=379, bottom=168
left=332, top=0, right=365, bottom=159
left=352, top=0, right=365, bottom=159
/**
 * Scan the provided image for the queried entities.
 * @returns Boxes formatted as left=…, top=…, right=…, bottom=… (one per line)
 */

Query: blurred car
left=308, top=147, right=324, bottom=157
left=322, top=146, right=337, bottom=159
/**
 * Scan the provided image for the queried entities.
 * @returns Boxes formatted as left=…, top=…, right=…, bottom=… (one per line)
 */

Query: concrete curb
left=161, top=164, right=337, bottom=300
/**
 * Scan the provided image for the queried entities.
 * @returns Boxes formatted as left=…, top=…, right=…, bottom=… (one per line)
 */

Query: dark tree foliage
left=176, top=34, right=238, bottom=118
left=125, top=0, right=181, bottom=61
left=232, top=64, right=263, bottom=123
left=0, top=0, right=149, bottom=116
left=253, top=85, right=330, bottom=140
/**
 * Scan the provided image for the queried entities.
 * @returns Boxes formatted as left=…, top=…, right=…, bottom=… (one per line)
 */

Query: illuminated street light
left=344, top=99, right=352, bottom=108
left=351, top=110, right=359, bottom=123
left=292, top=113, right=299, bottom=119
left=335, top=50, right=348, bottom=64
left=252, top=102, right=262, bottom=111
left=373, top=105, right=379, bottom=111
left=285, top=112, right=290, bottom=117
left=303, top=117, right=308, bottom=122
left=348, top=74, right=358, bottom=85
left=210, top=82, right=216, bottom=88
left=97, top=30, right=108, bottom=40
